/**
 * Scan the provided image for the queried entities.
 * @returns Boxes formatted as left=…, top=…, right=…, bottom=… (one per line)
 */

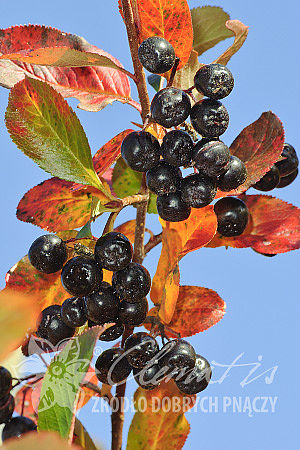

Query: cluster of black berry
left=253, top=143, right=298, bottom=191
left=120, top=37, right=247, bottom=223
left=27, top=232, right=212, bottom=395
left=0, top=366, right=37, bottom=442
left=27, top=232, right=151, bottom=346
left=95, top=332, right=211, bottom=395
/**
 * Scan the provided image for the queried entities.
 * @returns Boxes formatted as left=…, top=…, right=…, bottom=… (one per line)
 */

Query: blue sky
left=0, top=0, right=299, bottom=449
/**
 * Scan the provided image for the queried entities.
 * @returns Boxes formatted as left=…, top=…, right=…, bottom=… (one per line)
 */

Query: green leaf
left=37, top=326, right=104, bottom=439
left=5, top=77, right=105, bottom=191
left=148, top=74, right=162, bottom=92
left=112, top=159, right=157, bottom=214
left=191, top=6, right=234, bottom=56
left=173, top=50, right=203, bottom=103
left=76, top=221, right=93, bottom=239
left=73, top=417, right=99, bottom=450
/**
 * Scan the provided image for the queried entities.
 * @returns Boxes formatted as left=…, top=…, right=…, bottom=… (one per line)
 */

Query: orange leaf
left=147, top=286, right=226, bottom=337
left=208, top=194, right=300, bottom=254
left=0, top=289, right=39, bottom=361
left=136, top=0, right=193, bottom=70
left=114, top=220, right=136, bottom=244
left=127, top=379, right=195, bottom=450
left=151, top=206, right=217, bottom=323
left=1, top=431, right=81, bottom=450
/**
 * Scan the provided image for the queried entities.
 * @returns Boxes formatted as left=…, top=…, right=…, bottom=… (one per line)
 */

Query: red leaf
left=4, top=233, right=77, bottom=310
left=93, top=129, right=134, bottom=177
left=208, top=195, right=300, bottom=254
left=14, top=379, right=42, bottom=420
left=147, top=286, right=226, bottom=337
left=216, top=111, right=284, bottom=198
left=17, top=178, right=92, bottom=232
left=0, top=25, right=139, bottom=112
left=136, top=0, right=194, bottom=70
left=151, top=206, right=217, bottom=323
left=17, top=178, right=112, bottom=232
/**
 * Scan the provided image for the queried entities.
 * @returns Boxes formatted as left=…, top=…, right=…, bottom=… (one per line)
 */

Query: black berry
left=95, top=232, right=132, bottom=272
left=36, top=305, right=61, bottom=339
left=151, top=87, right=191, bottom=128
left=61, top=297, right=87, bottom=328
left=218, top=155, right=247, bottom=191
left=95, top=348, right=132, bottom=385
left=277, top=168, right=298, bottom=188
left=157, top=191, right=191, bottom=222
left=0, top=367, right=12, bottom=398
left=112, top=262, right=151, bottom=303
left=99, top=323, right=124, bottom=342
left=192, top=140, right=230, bottom=177
left=275, top=143, right=298, bottom=177
left=2, top=416, right=37, bottom=442
left=85, top=285, right=119, bottom=323
left=37, top=304, right=75, bottom=346
left=146, top=161, right=182, bottom=196
left=124, top=332, right=159, bottom=368
left=0, top=394, right=14, bottom=424
left=190, top=99, right=229, bottom=137
left=158, top=339, right=196, bottom=377
left=61, top=256, right=103, bottom=297
left=121, top=131, right=160, bottom=172
left=194, top=63, right=234, bottom=100
left=253, top=165, right=280, bottom=192
left=181, top=173, right=217, bottom=208
left=175, top=354, right=212, bottom=395
left=28, top=234, right=67, bottom=274
left=214, top=197, right=249, bottom=237
left=161, top=130, right=194, bottom=167
left=134, top=363, right=166, bottom=390
left=138, top=36, right=175, bottom=74
left=119, top=298, right=148, bottom=326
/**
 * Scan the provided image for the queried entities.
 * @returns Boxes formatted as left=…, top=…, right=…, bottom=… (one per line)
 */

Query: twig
left=112, top=2, right=151, bottom=448
left=121, top=193, right=149, bottom=207
left=111, top=326, right=133, bottom=450
left=121, top=0, right=150, bottom=121
left=132, top=174, right=149, bottom=264
left=144, top=232, right=162, bottom=255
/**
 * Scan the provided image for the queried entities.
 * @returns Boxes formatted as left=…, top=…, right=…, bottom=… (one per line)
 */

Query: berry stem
left=167, top=57, right=180, bottom=87
left=103, top=212, right=119, bottom=235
